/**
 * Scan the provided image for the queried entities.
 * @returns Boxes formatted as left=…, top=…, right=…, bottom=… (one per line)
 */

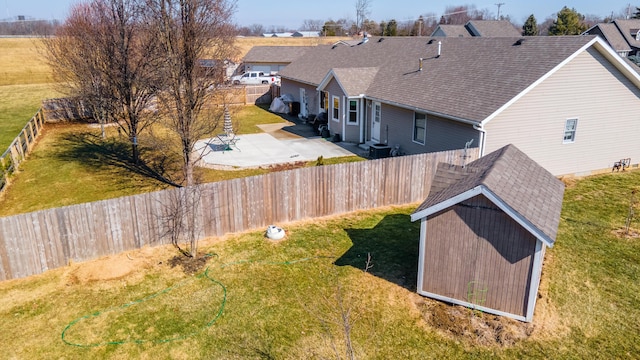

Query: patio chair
left=217, top=132, right=240, bottom=152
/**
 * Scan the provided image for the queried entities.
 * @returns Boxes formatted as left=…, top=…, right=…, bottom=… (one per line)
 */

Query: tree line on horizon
left=236, top=4, right=640, bottom=37
left=2, top=3, right=639, bottom=37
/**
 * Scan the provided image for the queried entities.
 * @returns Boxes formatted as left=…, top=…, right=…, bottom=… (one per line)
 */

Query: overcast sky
left=3, top=0, right=636, bottom=29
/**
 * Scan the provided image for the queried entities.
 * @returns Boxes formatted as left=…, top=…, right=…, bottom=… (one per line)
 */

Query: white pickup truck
left=231, top=71, right=280, bottom=85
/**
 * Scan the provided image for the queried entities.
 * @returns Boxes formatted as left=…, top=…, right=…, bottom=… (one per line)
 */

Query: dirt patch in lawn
left=167, top=252, right=213, bottom=274
left=418, top=299, right=534, bottom=347
left=63, top=246, right=165, bottom=285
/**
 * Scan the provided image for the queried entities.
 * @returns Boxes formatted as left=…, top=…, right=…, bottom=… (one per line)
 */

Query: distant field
left=234, top=36, right=349, bottom=60
left=0, top=38, right=53, bottom=86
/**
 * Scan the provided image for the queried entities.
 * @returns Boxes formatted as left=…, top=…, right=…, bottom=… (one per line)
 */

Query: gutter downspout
left=473, top=123, right=486, bottom=157
left=360, top=97, right=365, bottom=143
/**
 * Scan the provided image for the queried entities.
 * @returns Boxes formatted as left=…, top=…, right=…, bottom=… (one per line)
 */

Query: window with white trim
left=348, top=100, right=358, bottom=124
left=332, top=96, right=340, bottom=121
left=320, top=91, right=328, bottom=111
left=563, top=118, right=577, bottom=143
left=413, top=112, right=427, bottom=144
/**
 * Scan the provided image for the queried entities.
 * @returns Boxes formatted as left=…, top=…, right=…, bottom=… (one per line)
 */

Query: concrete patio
left=195, top=119, right=366, bottom=169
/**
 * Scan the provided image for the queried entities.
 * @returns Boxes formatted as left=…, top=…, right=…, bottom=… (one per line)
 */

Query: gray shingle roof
left=612, top=19, right=640, bottom=49
left=279, top=36, right=597, bottom=122
left=431, top=25, right=470, bottom=37
left=585, top=23, right=632, bottom=53
left=327, top=67, right=379, bottom=97
left=412, top=144, right=565, bottom=245
left=243, top=46, right=312, bottom=63
left=466, top=20, right=522, bottom=37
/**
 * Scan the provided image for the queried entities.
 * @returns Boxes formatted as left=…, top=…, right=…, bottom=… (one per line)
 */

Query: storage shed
left=410, top=144, right=564, bottom=322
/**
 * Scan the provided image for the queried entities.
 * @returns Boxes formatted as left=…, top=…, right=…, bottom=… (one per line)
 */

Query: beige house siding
left=485, top=47, right=640, bottom=176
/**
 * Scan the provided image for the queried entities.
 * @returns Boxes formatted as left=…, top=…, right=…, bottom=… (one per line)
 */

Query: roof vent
left=437, top=41, right=442, bottom=58
left=419, top=58, right=423, bottom=71
left=378, top=37, right=385, bottom=43
left=514, top=38, right=525, bottom=46
left=428, top=39, right=435, bottom=44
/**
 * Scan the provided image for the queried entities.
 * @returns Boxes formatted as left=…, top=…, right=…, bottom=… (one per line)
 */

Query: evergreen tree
left=522, top=14, right=539, bottom=36
left=633, top=7, right=640, bottom=19
left=385, top=19, right=397, bottom=36
left=548, top=6, right=588, bottom=35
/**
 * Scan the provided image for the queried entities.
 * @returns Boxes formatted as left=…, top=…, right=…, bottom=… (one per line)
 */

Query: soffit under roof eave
left=280, top=76, right=320, bottom=88
left=363, top=95, right=481, bottom=126
left=411, top=185, right=555, bottom=248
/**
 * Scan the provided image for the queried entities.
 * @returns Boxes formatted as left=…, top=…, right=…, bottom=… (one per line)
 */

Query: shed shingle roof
left=279, top=36, right=598, bottom=122
left=412, top=144, right=565, bottom=245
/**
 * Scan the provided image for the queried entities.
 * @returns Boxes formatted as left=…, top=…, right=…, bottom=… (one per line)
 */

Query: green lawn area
left=0, top=84, right=58, bottom=150
left=1, top=169, right=640, bottom=359
left=0, top=104, right=363, bottom=217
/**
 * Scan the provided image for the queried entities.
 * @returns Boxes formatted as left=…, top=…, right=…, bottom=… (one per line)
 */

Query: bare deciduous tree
left=158, top=185, right=203, bottom=257
left=302, top=19, right=324, bottom=31
left=44, top=0, right=161, bottom=163
left=145, top=0, right=237, bottom=186
left=355, top=0, right=372, bottom=34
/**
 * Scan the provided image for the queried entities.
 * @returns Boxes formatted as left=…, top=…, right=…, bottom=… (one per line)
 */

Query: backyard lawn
left=1, top=36, right=639, bottom=358
left=1, top=167, right=640, bottom=359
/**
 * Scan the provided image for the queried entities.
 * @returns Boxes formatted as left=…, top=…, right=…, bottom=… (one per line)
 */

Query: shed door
left=371, top=102, right=381, bottom=142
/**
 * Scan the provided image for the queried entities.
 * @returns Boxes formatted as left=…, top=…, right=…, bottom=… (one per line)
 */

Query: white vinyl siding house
left=483, top=47, right=640, bottom=176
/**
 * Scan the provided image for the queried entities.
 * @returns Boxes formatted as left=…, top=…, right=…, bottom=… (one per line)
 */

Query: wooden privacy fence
left=216, top=84, right=277, bottom=106
left=0, top=109, right=45, bottom=193
left=0, top=148, right=477, bottom=281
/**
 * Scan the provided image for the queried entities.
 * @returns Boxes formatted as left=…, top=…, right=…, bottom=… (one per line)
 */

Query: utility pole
left=495, top=2, right=505, bottom=20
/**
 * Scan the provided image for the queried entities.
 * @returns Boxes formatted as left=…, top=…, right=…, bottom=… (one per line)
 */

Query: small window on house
left=348, top=100, right=358, bottom=124
left=332, top=96, right=340, bottom=121
left=563, top=118, right=577, bottom=143
left=320, top=91, right=329, bottom=111
left=413, top=112, right=427, bottom=144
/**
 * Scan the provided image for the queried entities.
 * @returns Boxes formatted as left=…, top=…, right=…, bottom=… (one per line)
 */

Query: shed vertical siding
left=422, top=195, right=536, bottom=317
left=485, top=48, right=640, bottom=176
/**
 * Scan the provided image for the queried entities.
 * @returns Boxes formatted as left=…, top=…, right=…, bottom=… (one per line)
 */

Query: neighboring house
left=584, top=22, right=632, bottom=57
left=410, top=144, right=564, bottom=322
left=242, top=46, right=312, bottom=75
left=262, top=32, right=294, bottom=38
left=431, top=20, right=521, bottom=37
left=292, top=31, right=320, bottom=37
left=277, top=35, right=640, bottom=176
left=198, top=59, right=239, bottom=82
left=430, top=24, right=470, bottom=37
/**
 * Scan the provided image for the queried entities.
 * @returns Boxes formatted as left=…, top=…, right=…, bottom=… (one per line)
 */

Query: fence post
left=27, top=121, right=36, bottom=151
